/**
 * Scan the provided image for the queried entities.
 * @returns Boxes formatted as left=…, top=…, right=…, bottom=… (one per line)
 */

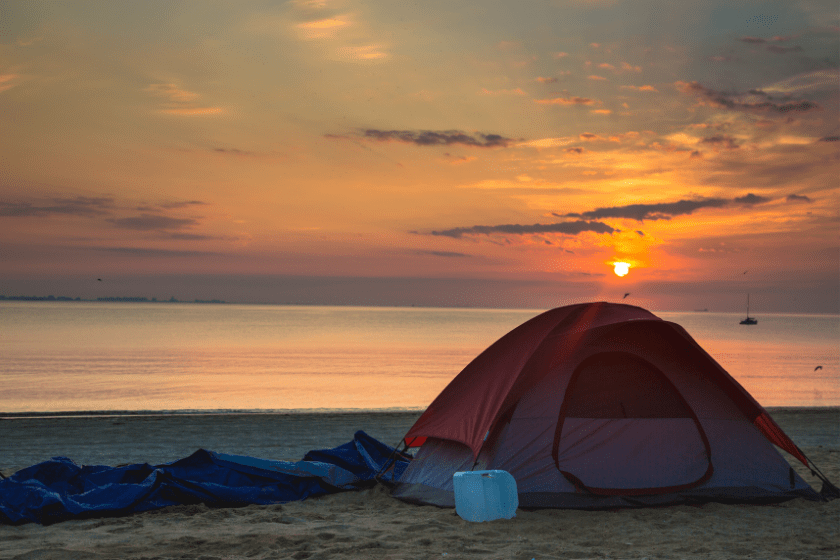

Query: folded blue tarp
left=0, top=430, right=410, bottom=525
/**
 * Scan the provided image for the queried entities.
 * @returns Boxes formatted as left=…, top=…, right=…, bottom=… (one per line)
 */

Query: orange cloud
left=337, top=44, right=388, bottom=61
left=445, top=154, right=477, bottom=165
left=517, top=137, right=576, bottom=148
left=145, top=83, right=199, bottom=103
left=0, top=73, right=21, bottom=93
left=479, top=87, right=527, bottom=95
left=579, top=132, right=620, bottom=141
left=535, top=96, right=598, bottom=106
left=588, top=75, right=608, bottom=81
left=146, top=83, right=223, bottom=116
left=159, top=107, right=224, bottom=116
left=621, top=85, right=658, bottom=92
left=297, top=16, right=351, bottom=38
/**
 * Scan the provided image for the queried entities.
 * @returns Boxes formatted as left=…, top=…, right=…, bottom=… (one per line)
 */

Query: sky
left=1, top=0, right=838, bottom=312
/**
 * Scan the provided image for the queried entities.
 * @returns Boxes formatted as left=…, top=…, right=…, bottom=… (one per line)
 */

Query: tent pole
left=807, top=455, right=840, bottom=501
left=374, top=439, right=409, bottom=485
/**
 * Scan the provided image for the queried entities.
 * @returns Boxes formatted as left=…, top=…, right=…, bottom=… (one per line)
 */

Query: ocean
left=1, top=301, right=838, bottom=414
left=1, top=302, right=837, bottom=470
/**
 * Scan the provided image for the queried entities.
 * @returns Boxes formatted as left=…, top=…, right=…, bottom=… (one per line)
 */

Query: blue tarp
left=0, top=430, right=410, bottom=525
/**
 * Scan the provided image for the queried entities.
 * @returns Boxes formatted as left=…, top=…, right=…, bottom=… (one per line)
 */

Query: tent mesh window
left=563, top=352, right=693, bottom=419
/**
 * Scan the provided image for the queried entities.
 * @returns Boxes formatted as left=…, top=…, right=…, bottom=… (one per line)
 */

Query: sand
left=1, top=409, right=838, bottom=560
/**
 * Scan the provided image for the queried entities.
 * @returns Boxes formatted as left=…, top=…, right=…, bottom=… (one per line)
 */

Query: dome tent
left=391, top=302, right=833, bottom=508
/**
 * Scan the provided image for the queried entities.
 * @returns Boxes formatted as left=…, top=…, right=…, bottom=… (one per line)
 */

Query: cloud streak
left=560, top=194, right=769, bottom=222
left=535, top=96, right=598, bottom=106
left=416, top=250, right=471, bottom=258
left=676, top=81, right=821, bottom=114
left=620, top=85, right=658, bottom=92
left=0, top=73, right=22, bottom=93
left=145, top=82, right=223, bottom=116
left=738, top=35, right=805, bottom=54
left=108, top=214, right=199, bottom=231
left=0, top=197, right=115, bottom=217
left=700, top=135, right=740, bottom=150
left=761, top=70, right=839, bottom=95
left=733, top=193, right=770, bottom=204
left=94, top=247, right=218, bottom=257
left=430, top=220, right=616, bottom=239
left=361, top=129, right=514, bottom=148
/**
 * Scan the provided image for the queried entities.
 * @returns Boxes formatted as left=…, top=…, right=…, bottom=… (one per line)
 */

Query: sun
left=613, top=262, right=630, bottom=277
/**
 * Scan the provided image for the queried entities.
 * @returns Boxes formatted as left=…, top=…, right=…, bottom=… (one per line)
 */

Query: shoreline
left=2, top=404, right=836, bottom=419
left=1, top=407, right=837, bottom=475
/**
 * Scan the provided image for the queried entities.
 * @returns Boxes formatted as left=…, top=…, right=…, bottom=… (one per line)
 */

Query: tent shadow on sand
left=384, top=302, right=839, bottom=509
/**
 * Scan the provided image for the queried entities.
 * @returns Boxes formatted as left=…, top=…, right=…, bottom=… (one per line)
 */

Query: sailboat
left=740, top=294, right=757, bottom=325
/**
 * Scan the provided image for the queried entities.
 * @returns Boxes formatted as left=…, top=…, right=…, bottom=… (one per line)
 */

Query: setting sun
left=613, top=262, right=631, bottom=277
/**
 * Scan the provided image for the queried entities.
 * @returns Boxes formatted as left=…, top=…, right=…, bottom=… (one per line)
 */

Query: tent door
left=552, top=352, right=713, bottom=496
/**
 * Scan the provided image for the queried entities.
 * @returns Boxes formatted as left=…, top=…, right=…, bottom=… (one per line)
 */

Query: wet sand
left=1, top=408, right=838, bottom=559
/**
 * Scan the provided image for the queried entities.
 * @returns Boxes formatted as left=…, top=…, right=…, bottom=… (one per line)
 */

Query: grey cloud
left=561, top=194, right=772, bottom=222
left=733, top=193, right=770, bottom=204
left=167, top=232, right=219, bottom=240
left=740, top=35, right=799, bottom=46
left=362, top=129, right=514, bottom=148
left=559, top=198, right=729, bottom=221
left=0, top=196, right=115, bottom=217
left=767, top=45, right=803, bottom=54
left=159, top=200, right=206, bottom=209
left=700, top=135, right=739, bottom=149
left=108, top=214, right=198, bottom=231
left=137, top=201, right=205, bottom=212
left=416, top=250, right=471, bottom=258
left=94, top=247, right=218, bottom=257
left=213, top=147, right=257, bottom=156
left=818, top=136, right=839, bottom=142
left=677, top=81, right=821, bottom=114
left=786, top=194, right=812, bottom=203
left=430, top=220, right=616, bottom=239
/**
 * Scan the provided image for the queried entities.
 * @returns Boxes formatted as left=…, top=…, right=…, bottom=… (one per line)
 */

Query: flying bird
left=97, top=278, right=102, bottom=282
left=814, top=366, right=823, bottom=371
left=623, top=293, right=630, bottom=299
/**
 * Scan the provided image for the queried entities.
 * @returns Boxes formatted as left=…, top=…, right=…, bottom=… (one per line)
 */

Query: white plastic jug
left=453, top=470, right=518, bottom=522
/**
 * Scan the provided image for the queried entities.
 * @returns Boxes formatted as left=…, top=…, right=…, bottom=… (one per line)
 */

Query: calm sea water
left=1, top=302, right=837, bottom=414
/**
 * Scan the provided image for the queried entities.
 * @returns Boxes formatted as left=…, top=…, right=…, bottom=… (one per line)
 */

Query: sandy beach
left=1, top=408, right=838, bottom=559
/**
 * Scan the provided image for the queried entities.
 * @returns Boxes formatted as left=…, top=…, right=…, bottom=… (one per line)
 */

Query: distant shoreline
left=0, top=295, right=226, bottom=303
left=0, top=408, right=428, bottom=420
